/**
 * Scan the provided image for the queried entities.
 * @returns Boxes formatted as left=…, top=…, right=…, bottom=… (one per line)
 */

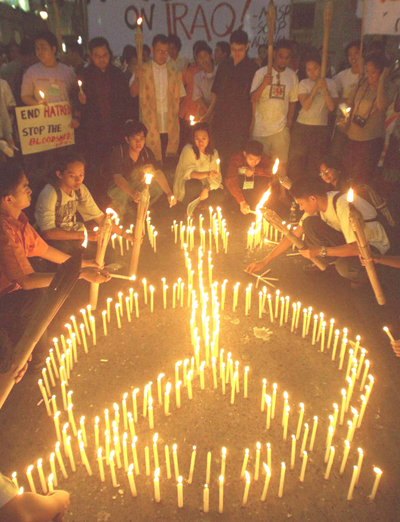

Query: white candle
left=278, top=462, right=286, bottom=498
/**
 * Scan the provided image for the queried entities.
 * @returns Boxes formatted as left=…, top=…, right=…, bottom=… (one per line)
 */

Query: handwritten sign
left=88, top=0, right=291, bottom=58
left=16, top=102, right=74, bottom=155
left=357, top=0, right=400, bottom=35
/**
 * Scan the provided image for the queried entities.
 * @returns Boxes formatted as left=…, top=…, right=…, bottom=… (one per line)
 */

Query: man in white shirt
left=130, top=34, right=186, bottom=162
left=247, top=177, right=389, bottom=287
left=250, top=40, right=298, bottom=178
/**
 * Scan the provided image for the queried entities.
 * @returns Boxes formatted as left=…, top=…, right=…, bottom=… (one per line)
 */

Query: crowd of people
left=0, top=26, right=400, bottom=520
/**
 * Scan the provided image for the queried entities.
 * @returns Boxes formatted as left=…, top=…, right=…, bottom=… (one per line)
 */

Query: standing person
left=65, top=42, right=86, bottom=77
left=0, top=38, right=36, bottom=106
left=21, top=31, right=80, bottom=177
left=108, top=120, right=176, bottom=224
left=288, top=53, right=338, bottom=181
left=78, top=37, right=133, bottom=201
left=0, top=78, right=16, bottom=158
left=343, top=53, right=394, bottom=184
left=214, top=41, right=230, bottom=67
left=168, top=34, right=189, bottom=72
left=208, top=30, right=258, bottom=173
left=193, top=42, right=216, bottom=121
left=173, top=122, right=222, bottom=215
left=330, top=41, right=361, bottom=156
left=334, top=41, right=361, bottom=101
left=250, top=40, right=298, bottom=180
left=21, top=32, right=77, bottom=108
left=255, top=44, right=268, bottom=68
left=130, top=34, right=185, bottom=163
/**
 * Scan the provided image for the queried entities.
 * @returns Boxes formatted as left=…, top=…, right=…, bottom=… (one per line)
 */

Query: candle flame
left=178, top=476, right=183, bottom=484
left=374, top=467, right=382, bottom=475
left=82, top=228, right=88, bottom=248
left=189, top=114, right=196, bottom=126
left=106, top=207, right=118, bottom=219
left=144, top=173, right=153, bottom=185
left=219, top=475, right=224, bottom=483
left=347, top=188, right=354, bottom=202
left=245, top=470, right=250, bottom=482
left=78, top=80, right=82, bottom=87
left=166, top=382, right=171, bottom=395
left=39, top=90, right=45, bottom=99
left=272, top=158, right=280, bottom=175
left=155, top=467, right=160, bottom=479
left=153, top=433, right=158, bottom=443
left=137, top=17, right=143, bottom=25
left=255, top=189, right=271, bottom=218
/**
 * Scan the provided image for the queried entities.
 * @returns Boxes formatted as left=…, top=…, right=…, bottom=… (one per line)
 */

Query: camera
left=353, top=115, right=367, bottom=128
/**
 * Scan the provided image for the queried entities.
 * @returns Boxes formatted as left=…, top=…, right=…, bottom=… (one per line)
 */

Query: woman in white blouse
left=288, top=53, right=338, bottom=181
left=173, top=122, right=223, bottom=215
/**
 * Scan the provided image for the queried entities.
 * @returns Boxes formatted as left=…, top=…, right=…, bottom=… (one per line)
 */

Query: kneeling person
left=225, top=140, right=272, bottom=214
left=35, top=151, right=129, bottom=259
left=247, top=177, right=390, bottom=286
left=108, top=120, right=176, bottom=224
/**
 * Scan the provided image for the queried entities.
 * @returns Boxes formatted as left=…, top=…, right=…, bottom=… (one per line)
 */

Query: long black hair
left=191, top=122, right=215, bottom=160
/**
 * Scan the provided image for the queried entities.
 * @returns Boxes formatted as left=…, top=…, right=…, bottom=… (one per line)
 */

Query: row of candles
left=172, top=207, right=229, bottom=254
left=19, top=205, right=383, bottom=511
left=108, top=210, right=158, bottom=256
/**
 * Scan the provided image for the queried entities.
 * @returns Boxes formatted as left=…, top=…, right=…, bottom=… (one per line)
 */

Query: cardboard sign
left=16, top=102, right=75, bottom=155
left=88, top=0, right=291, bottom=58
left=357, top=0, right=400, bottom=36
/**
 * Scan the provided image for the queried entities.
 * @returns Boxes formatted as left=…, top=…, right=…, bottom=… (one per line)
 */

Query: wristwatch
left=320, top=246, right=327, bottom=258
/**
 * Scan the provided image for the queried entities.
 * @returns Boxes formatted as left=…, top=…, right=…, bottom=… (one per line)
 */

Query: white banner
left=16, top=102, right=75, bottom=155
left=357, top=0, right=400, bottom=36
left=88, top=0, right=292, bottom=58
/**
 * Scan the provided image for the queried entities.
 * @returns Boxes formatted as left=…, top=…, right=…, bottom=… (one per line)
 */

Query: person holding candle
left=77, top=37, right=133, bottom=202
left=193, top=42, right=216, bottom=122
left=250, top=40, right=298, bottom=181
left=214, top=42, right=230, bottom=67
left=0, top=162, right=110, bottom=373
left=35, top=150, right=130, bottom=261
left=342, top=53, right=395, bottom=184
left=225, top=140, right=272, bottom=214
left=173, top=122, right=223, bottom=216
left=318, top=155, right=395, bottom=228
left=288, top=52, right=338, bottom=181
left=108, top=120, right=175, bottom=224
left=130, top=34, right=186, bottom=163
left=0, top=472, right=70, bottom=522
left=246, top=177, right=389, bottom=287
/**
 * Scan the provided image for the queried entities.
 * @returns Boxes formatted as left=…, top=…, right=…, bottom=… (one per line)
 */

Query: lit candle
left=66, top=436, right=76, bottom=472
left=79, top=441, right=92, bottom=476
left=347, top=465, right=358, bottom=500
left=164, top=382, right=171, bottom=415
left=219, top=475, right=224, bottom=513
left=145, top=446, right=151, bottom=476
left=300, top=423, right=309, bottom=455
left=203, top=484, right=209, bottom=513
left=148, top=397, right=154, bottom=429
left=312, top=314, right=318, bottom=345
left=260, top=464, right=271, bottom=502
left=278, top=462, right=286, bottom=498
left=152, top=467, right=161, bottom=503
left=283, top=405, right=290, bottom=441
left=150, top=285, right=154, bottom=313
left=340, top=389, right=346, bottom=425
left=97, top=448, right=105, bottom=482
left=325, top=427, right=334, bottom=463
left=296, top=403, right=305, bottom=440
left=299, top=451, right=308, bottom=482
left=177, top=476, right=183, bottom=508
left=55, top=442, right=67, bottom=478
left=271, top=383, right=277, bottom=419
left=369, top=467, right=383, bottom=500
left=128, top=463, right=137, bottom=496
left=172, top=444, right=180, bottom=481
left=338, top=440, right=351, bottom=475
left=188, top=446, right=197, bottom=484
left=242, top=470, right=251, bottom=507
left=290, top=435, right=296, bottom=470
left=331, top=329, right=340, bottom=360
left=244, top=366, right=249, bottom=398
left=324, top=446, right=335, bottom=480
left=37, top=459, right=47, bottom=493
left=240, top=448, right=249, bottom=478
left=131, top=437, right=139, bottom=475
left=309, top=416, right=318, bottom=452
left=355, top=448, right=364, bottom=485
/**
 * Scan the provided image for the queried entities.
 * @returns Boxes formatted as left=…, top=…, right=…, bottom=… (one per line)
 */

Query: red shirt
left=0, top=211, right=48, bottom=296
left=225, top=151, right=272, bottom=203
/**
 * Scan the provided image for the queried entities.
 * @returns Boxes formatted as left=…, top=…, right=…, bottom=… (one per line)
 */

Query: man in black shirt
left=208, top=30, right=258, bottom=173
left=78, top=37, right=133, bottom=203
left=108, top=120, right=176, bottom=223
